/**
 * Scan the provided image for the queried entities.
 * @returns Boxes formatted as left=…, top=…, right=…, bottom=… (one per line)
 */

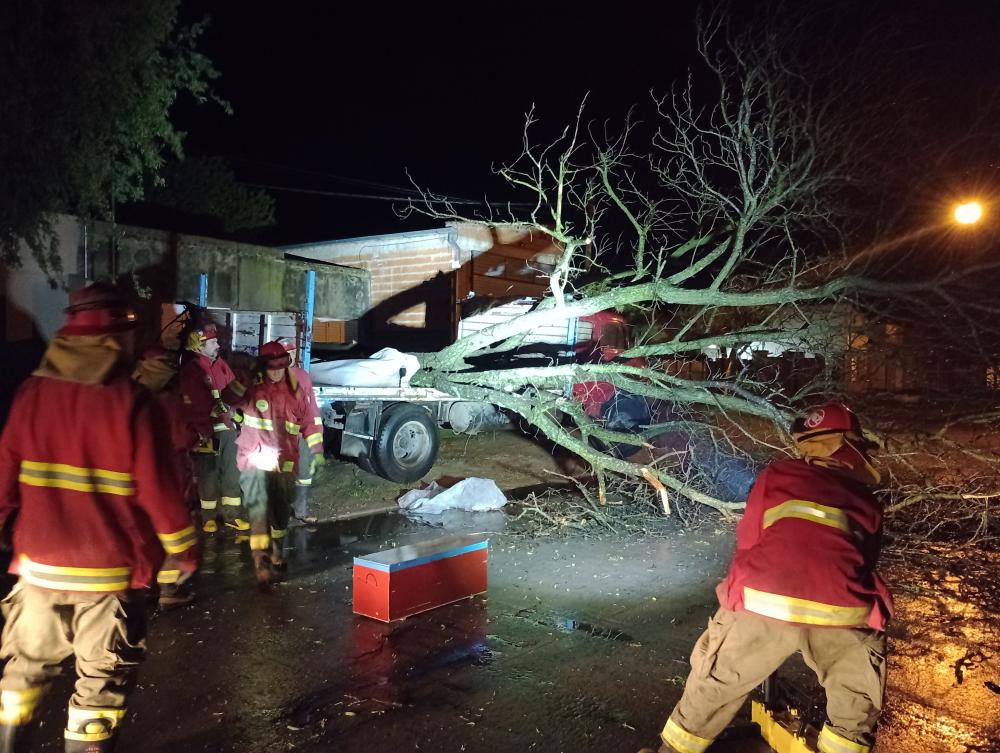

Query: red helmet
left=791, top=403, right=876, bottom=449
left=58, top=283, right=137, bottom=337
left=258, top=340, right=291, bottom=369
left=185, top=323, right=219, bottom=352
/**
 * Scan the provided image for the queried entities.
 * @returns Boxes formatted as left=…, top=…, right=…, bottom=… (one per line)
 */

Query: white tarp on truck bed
left=310, top=347, right=421, bottom=387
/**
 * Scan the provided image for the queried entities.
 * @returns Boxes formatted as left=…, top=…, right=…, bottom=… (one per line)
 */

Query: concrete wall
left=2, top=215, right=371, bottom=345
left=86, top=222, right=371, bottom=320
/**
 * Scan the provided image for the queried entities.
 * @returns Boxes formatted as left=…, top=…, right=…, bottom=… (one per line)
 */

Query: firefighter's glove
left=310, top=453, right=326, bottom=476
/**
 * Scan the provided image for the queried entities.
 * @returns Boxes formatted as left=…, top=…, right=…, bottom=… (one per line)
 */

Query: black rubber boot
left=252, top=551, right=275, bottom=590
left=0, top=723, right=37, bottom=753
left=292, top=485, right=317, bottom=524
left=64, top=737, right=116, bottom=753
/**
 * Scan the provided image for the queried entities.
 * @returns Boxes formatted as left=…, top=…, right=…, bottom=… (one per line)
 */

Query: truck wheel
left=372, top=403, right=439, bottom=483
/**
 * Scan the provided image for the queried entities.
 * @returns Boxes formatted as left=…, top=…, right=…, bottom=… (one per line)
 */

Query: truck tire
left=372, top=403, right=439, bottom=483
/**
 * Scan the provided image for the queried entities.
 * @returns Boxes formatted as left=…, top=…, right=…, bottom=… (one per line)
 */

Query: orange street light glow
left=954, top=201, right=983, bottom=225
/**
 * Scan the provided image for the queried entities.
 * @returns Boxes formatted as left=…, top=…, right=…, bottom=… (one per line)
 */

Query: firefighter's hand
left=310, top=453, right=326, bottom=476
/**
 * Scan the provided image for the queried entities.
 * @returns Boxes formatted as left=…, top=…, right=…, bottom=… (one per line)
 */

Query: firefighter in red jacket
left=178, top=323, right=249, bottom=534
left=133, top=345, right=199, bottom=609
left=230, top=341, right=323, bottom=586
left=280, top=339, right=324, bottom=525
left=652, top=403, right=892, bottom=753
left=0, top=284, right=198, bottom=753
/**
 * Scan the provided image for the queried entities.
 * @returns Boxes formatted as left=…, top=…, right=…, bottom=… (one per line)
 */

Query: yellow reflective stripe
left=313, top=416, right=322, bottom=425
left=229, top=380, right=247, bottom=397
left=763, top=499, right=850, bottom=533
left=19, top=557, right=129, bottom=577
left=270, top=527, right=287, bottom=540
left=285, top=421, right=301, bottom=435
left=661, top=717, right=712, bottom=753
left=743, top=587, right=871, bottom=627
left=19, top=461, right=135, bottom=496
left=818, top=725, right=870, bottom=753
left=210, top=389, right=221, bottom=398
left=193, top=445, right=214, bottom=454
left=221, top=496, right=242, bottom=506
left=157, top=569, right=181, bottom=584
left=306, top=433, right=323, bottom=448
left=65, top=730, right=113, bottom=742
left=19, top=556, right=130, bottom=592
left=281, top=461, right=295, bottom=472
left=157, top=526, right=197, bottom=554
left=296, top=478, right=313, bottom=487
left=212, top=422, right=227, bottom=432
left=249, top=534, right=270, bottom=551
left=243, top=416, right=274, bottom=430
left=0, top=687, right=46, bottom=725
left=21, top=461, right=131, bottom=481
left=67, top=705, right=126, bottom=725
left=200, top=499, right=218, bottom=510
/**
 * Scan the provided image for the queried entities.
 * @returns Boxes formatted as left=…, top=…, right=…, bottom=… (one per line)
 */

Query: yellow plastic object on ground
left=752, top=700, right=816, bottom=753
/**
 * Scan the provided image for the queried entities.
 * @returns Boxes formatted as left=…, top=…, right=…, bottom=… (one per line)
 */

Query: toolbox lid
left=354, top=534, right=489, bottom=573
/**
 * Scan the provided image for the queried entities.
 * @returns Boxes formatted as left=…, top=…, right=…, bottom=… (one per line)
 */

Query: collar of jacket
left=133, top=356, right=176, bottom=393
left=33, top=334, right=130, bottom=385
left=804, top=443, right=880, bottom=486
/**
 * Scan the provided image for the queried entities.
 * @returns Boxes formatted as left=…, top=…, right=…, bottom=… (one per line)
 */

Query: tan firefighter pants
left=663, top=608, right=886, bottom=753
left=240, top=468, right=294, bottom=554
left=0, top=582, right=146, bottom=728
left=193, top=428, right=244, bottom=522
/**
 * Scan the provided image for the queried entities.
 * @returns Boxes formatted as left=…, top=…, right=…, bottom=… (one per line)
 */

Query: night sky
left=173, top=1, right=1000, bottom=247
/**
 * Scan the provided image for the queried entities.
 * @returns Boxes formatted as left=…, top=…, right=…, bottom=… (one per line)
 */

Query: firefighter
left=279, top=339, right=324, bottom=525
left=230, top=340, right=323, bottom=587
left=649, top=403, right=892, bottom=753
left=178, top=323, right=249, bottom=534
left=0, top=283, right=199, bottom=753
left=133, top=345, right=199, bottom=609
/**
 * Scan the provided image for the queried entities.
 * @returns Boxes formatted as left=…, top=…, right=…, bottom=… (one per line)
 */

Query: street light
left=953, top=201, right=983, bottom=225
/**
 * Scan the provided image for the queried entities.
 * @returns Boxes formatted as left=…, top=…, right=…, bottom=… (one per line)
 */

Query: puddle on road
left=510, top=609, right=636, bottom=643
left=284, top=598, right=492, bottom=734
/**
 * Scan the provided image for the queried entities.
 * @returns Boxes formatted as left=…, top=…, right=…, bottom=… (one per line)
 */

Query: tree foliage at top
left=0, top=0, right=224, bottom=277
left=145, top=156, right=276, bottom=234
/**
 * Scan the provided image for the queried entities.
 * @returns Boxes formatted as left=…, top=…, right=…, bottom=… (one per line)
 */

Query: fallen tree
left=405, top=6, right=1000, bottom=514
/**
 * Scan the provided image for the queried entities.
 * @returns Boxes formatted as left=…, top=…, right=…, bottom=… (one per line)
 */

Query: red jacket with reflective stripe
left=231, top=371, right=321, bottom=473
left=290, top=366, right=324, bottom=454
left=0, top=376, right=198, bottom=592
left=178, top=353, right=239, bottom=443
left=716, top=458, right=893, bottom=630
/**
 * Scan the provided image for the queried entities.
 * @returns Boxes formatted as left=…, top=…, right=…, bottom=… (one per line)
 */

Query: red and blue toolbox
left=352, top=534, right=489, bottom=622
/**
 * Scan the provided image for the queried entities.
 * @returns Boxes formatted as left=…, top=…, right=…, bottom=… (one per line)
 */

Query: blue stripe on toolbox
left=354, top=539, right=488, bottom=573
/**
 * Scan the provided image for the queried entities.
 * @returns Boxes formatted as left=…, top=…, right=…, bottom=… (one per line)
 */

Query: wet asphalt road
left=15, top=513, right=1000, bottom=753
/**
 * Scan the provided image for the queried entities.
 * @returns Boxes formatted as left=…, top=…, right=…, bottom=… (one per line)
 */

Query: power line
left=228, top=157, right=489, bottom=205
left=241, top=181, right=533, bottom=208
